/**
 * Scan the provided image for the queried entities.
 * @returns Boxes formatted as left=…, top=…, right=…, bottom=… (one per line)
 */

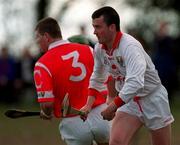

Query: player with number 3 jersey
left=34, top=17, right=110, bottom=145
left=34, top=41, right=97, bottom=117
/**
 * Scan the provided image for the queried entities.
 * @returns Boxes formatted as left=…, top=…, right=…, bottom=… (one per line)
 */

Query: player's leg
left=150, top=124, right=172, bottom=145
left=59, top=116, right=93, bottom=145
left=109, top=111, right=143, bottom=145
left=141, top=85, right=174, bottom=145
left=89, top=104, right=110, bottom=145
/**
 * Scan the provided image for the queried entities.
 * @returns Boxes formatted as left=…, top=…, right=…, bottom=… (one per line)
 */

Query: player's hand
left=40, top=110, right=53, bottom=120
left=80, top=104, right=92, bottom=121
left=101, top=102, right=117, bottom=121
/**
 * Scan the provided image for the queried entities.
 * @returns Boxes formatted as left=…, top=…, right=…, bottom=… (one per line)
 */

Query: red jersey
left=34, top=40, right=106, bottom=118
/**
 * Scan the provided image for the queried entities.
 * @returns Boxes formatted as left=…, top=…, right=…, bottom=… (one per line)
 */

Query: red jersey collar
left=48, top=40, right=70, bottom=50
left=102, top=31, right=123, bottom=55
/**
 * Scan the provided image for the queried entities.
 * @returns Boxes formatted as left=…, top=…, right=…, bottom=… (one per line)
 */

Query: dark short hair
left=92, top=6, right=120, bottom=31
left=35, top=17, right=62, bottom=38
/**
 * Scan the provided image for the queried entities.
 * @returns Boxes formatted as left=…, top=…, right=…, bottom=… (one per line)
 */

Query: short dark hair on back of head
left=92, top=6, right=120, bottom=31
left=35, top=17, right=62, bottom=38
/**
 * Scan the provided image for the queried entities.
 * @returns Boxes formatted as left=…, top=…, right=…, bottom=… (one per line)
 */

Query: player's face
left=35, top=31, right=49, bottom=53
left=92, top=16, right=113, bottom=45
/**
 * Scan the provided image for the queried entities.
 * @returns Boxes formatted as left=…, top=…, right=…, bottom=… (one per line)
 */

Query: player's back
left=37, top=42, right=94, bottom=117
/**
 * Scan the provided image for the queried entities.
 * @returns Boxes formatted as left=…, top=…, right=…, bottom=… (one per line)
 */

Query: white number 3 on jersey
left=61, top=51, right=86, bottom=82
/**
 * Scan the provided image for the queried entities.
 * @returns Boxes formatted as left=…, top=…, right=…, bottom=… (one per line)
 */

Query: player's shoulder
left=121, top=33, right=141, bottom=47
left=34, top=55, right=45, bottom=68
left=36, top=52, right=48, bottom=62
left=119, top=33, right=143, bottom=54
left=34, top=52, right=52, bottom=68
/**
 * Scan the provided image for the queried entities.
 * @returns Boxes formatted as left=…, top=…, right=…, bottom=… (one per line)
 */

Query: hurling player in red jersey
left=34, top=17, right=110, bottom=145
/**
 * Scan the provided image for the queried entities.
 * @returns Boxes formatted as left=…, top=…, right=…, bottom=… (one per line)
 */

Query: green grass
left=0, top=97, right=180, bottom=145
left=0, top=103, right=66, bottom=145
left=170, top=97, right=180, bottom=145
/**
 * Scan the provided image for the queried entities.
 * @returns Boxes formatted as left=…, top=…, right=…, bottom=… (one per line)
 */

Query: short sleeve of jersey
left=34, top=62, right=54, bottom=102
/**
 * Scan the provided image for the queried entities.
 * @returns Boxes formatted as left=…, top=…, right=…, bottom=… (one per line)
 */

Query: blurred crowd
left=152, top=22, right=180, bottom=102
left=0, top=46, right=38, bottom=104
left=0, top=23, right=179, bottom=105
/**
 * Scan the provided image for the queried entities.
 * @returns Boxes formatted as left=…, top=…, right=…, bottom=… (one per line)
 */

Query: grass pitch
left=0, top=97, right=180, bottom=145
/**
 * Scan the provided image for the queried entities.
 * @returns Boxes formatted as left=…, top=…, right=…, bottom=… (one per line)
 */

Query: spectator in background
left=173, top=34, right=180, bottom=76
left=152, top=21, right=178, bottom=102
left=16, top=47, right=36, bottom=103
left=21, top=47, right=35, bottom=87
left=0, top=46, right=17, bottom=103
left=79, top=24, right=87, bottom=36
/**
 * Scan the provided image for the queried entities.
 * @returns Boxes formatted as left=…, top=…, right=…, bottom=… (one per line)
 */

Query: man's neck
left=102, top=31, right=122, bottom=56
left=104, top=33, right=116, bottom=51
left=51, top=38, right=62, bottom=44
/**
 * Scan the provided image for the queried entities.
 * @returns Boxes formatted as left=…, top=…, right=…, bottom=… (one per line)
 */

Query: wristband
left=113, top=96, right=125, bottom=107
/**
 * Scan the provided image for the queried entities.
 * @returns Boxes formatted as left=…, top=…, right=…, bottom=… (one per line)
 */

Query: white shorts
left=59, top=103, right=110, bottom=145
left=118, top=85, right=174, bottom=130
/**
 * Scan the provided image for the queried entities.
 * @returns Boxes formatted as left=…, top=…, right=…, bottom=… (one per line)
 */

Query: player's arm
left=101, top=45, right=147, bottom=121
left=80, top=94, right=96, bottom=114
left=80, top=88, right=104, bottom=121
left=101, top=96, right=125, bottom=121
left=34, top=62, right=54, bottom=120
left=106, top=75, right=118, bottom=104
left=80, top=87, right=104, bottom=113
left=80, top=45, right=108, bottom=116
left=119, top=45, right=146, bottom=103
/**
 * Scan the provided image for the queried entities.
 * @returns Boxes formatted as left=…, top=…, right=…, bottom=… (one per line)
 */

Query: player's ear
left=109, top=24, right=116, bottom=31
left=44, top=32, right=51, bottom=42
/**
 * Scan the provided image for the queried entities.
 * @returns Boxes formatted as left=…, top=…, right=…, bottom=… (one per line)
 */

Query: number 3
left=61, top=51, right=86, bottom=82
